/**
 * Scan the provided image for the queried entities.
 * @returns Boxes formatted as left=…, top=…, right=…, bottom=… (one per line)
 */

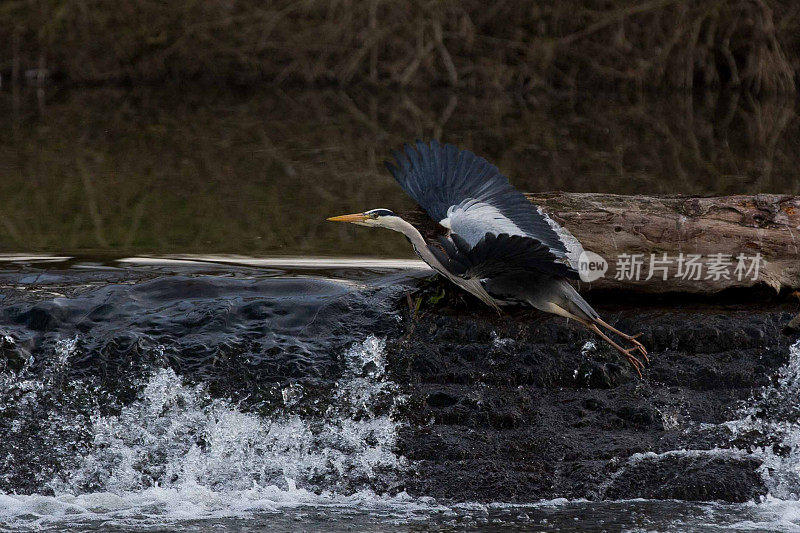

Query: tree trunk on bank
left=525, top=193, right=800, bottom=293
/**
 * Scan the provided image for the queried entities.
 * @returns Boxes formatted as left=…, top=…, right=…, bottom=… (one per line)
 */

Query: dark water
left=2, top=87, right=800, bottom=531
left=1, top=87, right=798, bottom=257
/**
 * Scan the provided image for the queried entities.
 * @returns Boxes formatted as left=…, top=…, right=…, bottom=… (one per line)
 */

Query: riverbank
left=2, top=1, right=798, bottom=94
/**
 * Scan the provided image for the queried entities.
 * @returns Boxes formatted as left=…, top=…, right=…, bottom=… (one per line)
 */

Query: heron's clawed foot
left=593, top=318, right=649, bottom=363
left=586, top=320, right=650, bottom=378
left=611, top=333, right=648, bottom=376
left=614, top=343, right=647, bottom=378
left=623, top=333, right=648, bottom=362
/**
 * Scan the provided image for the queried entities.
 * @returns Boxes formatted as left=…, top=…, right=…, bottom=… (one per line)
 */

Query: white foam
left=0, top=486, right=440, bottom=530
left=0, top=335, right=411, bottom=529
left=726, top=339, right=800, bottom=500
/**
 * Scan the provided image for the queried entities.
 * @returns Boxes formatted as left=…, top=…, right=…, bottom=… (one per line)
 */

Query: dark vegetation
left=1, top=1, right=799, bottom=94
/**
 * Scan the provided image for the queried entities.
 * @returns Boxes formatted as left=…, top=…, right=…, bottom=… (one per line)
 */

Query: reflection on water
left=1, top=87, right=798, bottom=257
left=0, top=254, right=430, bottom=284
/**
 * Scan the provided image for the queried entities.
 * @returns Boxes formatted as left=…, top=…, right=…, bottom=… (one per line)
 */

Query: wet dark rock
left=602, top=454, right=766, bottom=502
left=389, top=282, right=796, bottom=503
left=13, top=303, right=67, bottom=331
left=787, top=311, right=800, bottom=333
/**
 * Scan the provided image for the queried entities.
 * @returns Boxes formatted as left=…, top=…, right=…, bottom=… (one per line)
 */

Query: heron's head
left=327, top=208, right=403, bottom=230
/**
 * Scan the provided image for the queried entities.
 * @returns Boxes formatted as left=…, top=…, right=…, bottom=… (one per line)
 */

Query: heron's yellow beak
left=326, top=213, right=369, bottom=223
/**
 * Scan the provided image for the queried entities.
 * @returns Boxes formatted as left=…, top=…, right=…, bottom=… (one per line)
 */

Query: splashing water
left=58, top=335, right=405, bottom=494
left=3, top=307, right=800, bottom=531
left=0, top=335, right=103, bottom=492
left=726, top=339, right=800, bottom=500
left=0, top=335, right=410, bottom=529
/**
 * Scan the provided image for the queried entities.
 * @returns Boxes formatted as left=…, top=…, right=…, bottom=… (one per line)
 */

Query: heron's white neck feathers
left=375, top=216, right=427, bottom=249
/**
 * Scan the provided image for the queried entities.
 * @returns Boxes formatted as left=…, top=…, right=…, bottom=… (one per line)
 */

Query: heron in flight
left=328, top=140, right=647, bottom=375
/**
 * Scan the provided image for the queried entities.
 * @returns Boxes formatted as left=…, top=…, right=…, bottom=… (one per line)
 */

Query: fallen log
left=525, top=193, right=800, bottom=293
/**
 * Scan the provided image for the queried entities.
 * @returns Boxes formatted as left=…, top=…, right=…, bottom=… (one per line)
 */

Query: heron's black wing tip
left=450, top=233, right=471, bottom=253
left=458, top=232, right=579, bottom=280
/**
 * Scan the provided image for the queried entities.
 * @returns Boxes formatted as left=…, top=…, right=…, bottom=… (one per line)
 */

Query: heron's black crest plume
left=365, top=209, right=395, bottom=217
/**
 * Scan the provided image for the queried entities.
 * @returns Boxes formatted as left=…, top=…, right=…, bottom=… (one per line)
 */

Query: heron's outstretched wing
left=384, top=140, right=568, bottom=257
left=428, top=233, right=579, bottom=281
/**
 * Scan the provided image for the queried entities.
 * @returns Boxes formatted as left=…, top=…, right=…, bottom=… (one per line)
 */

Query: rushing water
left=0, top=256, right=796, bottom=531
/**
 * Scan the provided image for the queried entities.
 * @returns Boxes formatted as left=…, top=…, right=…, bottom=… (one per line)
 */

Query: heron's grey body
left=387, top=213, right=595, bottom=320
left=328, top=140, right=647, bottom=374
left=381, top=140, right=598, bottom=320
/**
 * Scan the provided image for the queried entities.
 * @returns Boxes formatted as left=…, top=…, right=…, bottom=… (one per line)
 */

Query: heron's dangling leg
left=585, top=323, right=644, bottom=378
left=541, top=302, right=645, bottom=377
left=592, top=317, right=648, bottom=362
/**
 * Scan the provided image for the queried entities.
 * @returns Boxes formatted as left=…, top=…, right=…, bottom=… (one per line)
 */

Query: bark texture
left=526, top=193, right=800, bottom=293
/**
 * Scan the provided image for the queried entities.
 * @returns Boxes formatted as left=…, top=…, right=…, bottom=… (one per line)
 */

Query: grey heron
left=328, top=140, right=648, bottom=375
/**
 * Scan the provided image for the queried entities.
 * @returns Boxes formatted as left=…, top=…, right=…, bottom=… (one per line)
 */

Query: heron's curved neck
left=379, top=216, right=424, bottom=247
left=382, top=216, right=450, bottom=276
